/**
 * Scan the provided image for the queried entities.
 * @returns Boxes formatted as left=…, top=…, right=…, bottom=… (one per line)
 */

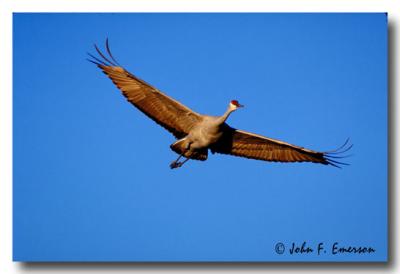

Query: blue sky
left=13, top=13, right=387, bottom=262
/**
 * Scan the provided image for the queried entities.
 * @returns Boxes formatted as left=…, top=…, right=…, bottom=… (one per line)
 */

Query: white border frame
left=1, top=1, right=398, bottom=273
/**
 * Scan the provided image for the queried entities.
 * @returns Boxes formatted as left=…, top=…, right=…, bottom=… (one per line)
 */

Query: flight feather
left=88, top=41, right=201, bottom=139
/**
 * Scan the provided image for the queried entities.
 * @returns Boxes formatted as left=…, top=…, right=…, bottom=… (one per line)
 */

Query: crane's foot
left=170, top=161, right=183, bottom=169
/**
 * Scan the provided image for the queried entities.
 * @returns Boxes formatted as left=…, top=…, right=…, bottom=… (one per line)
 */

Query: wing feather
left=211, top=125, right=350, bottom=167
left=89, top=43, right=202, bottom=139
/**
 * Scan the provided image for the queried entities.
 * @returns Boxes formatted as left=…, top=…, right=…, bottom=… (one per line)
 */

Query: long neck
left=217, top=106, right=235, bottom=125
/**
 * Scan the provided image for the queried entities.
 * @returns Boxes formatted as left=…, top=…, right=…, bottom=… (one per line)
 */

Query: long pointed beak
left=238, top=103, right=244, bottom=108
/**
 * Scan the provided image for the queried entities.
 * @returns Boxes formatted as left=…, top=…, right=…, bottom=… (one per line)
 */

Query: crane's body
left=169, top=103, right=240, bottom=167
left=89, top=40, right=351, bottom=169
left=182, top=114, right=227, bottom=149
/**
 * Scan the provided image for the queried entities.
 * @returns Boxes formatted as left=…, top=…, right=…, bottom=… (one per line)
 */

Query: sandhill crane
left=88, top=40, right=351, bottom=169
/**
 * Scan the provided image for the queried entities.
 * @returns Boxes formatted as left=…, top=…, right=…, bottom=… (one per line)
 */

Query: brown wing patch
left=89, top=42, right=202, bottom=140
left=211, top=124, right=351, bottom=167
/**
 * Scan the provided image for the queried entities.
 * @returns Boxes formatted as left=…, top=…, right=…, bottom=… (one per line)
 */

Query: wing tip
left=323, top=139, right=353, bottom=168
left=87, top=39, right=121, bottom=67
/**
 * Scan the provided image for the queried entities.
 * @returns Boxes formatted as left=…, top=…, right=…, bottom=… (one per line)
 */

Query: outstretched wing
left=88, top=40, right=202, bottom=139
left=211, top=124, right=351, bottom=167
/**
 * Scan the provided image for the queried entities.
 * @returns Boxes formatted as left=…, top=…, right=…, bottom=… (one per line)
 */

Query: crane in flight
left=88, top=40, right=351, bottom=169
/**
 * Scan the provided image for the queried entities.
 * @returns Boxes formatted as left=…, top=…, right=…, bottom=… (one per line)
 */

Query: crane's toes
left=170, top=161, right=182, bottom=169
left=170, top=162, right=183, bottom=169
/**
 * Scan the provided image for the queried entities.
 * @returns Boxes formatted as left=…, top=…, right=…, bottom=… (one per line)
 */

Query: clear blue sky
left=13, top=13, right=387, bottom=262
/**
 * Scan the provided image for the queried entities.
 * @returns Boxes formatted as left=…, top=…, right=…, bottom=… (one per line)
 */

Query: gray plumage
left=89, top=40, right=351, bottom=169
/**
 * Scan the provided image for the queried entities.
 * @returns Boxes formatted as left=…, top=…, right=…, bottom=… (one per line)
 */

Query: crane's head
left=229, top=100, right=244, bottom=111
